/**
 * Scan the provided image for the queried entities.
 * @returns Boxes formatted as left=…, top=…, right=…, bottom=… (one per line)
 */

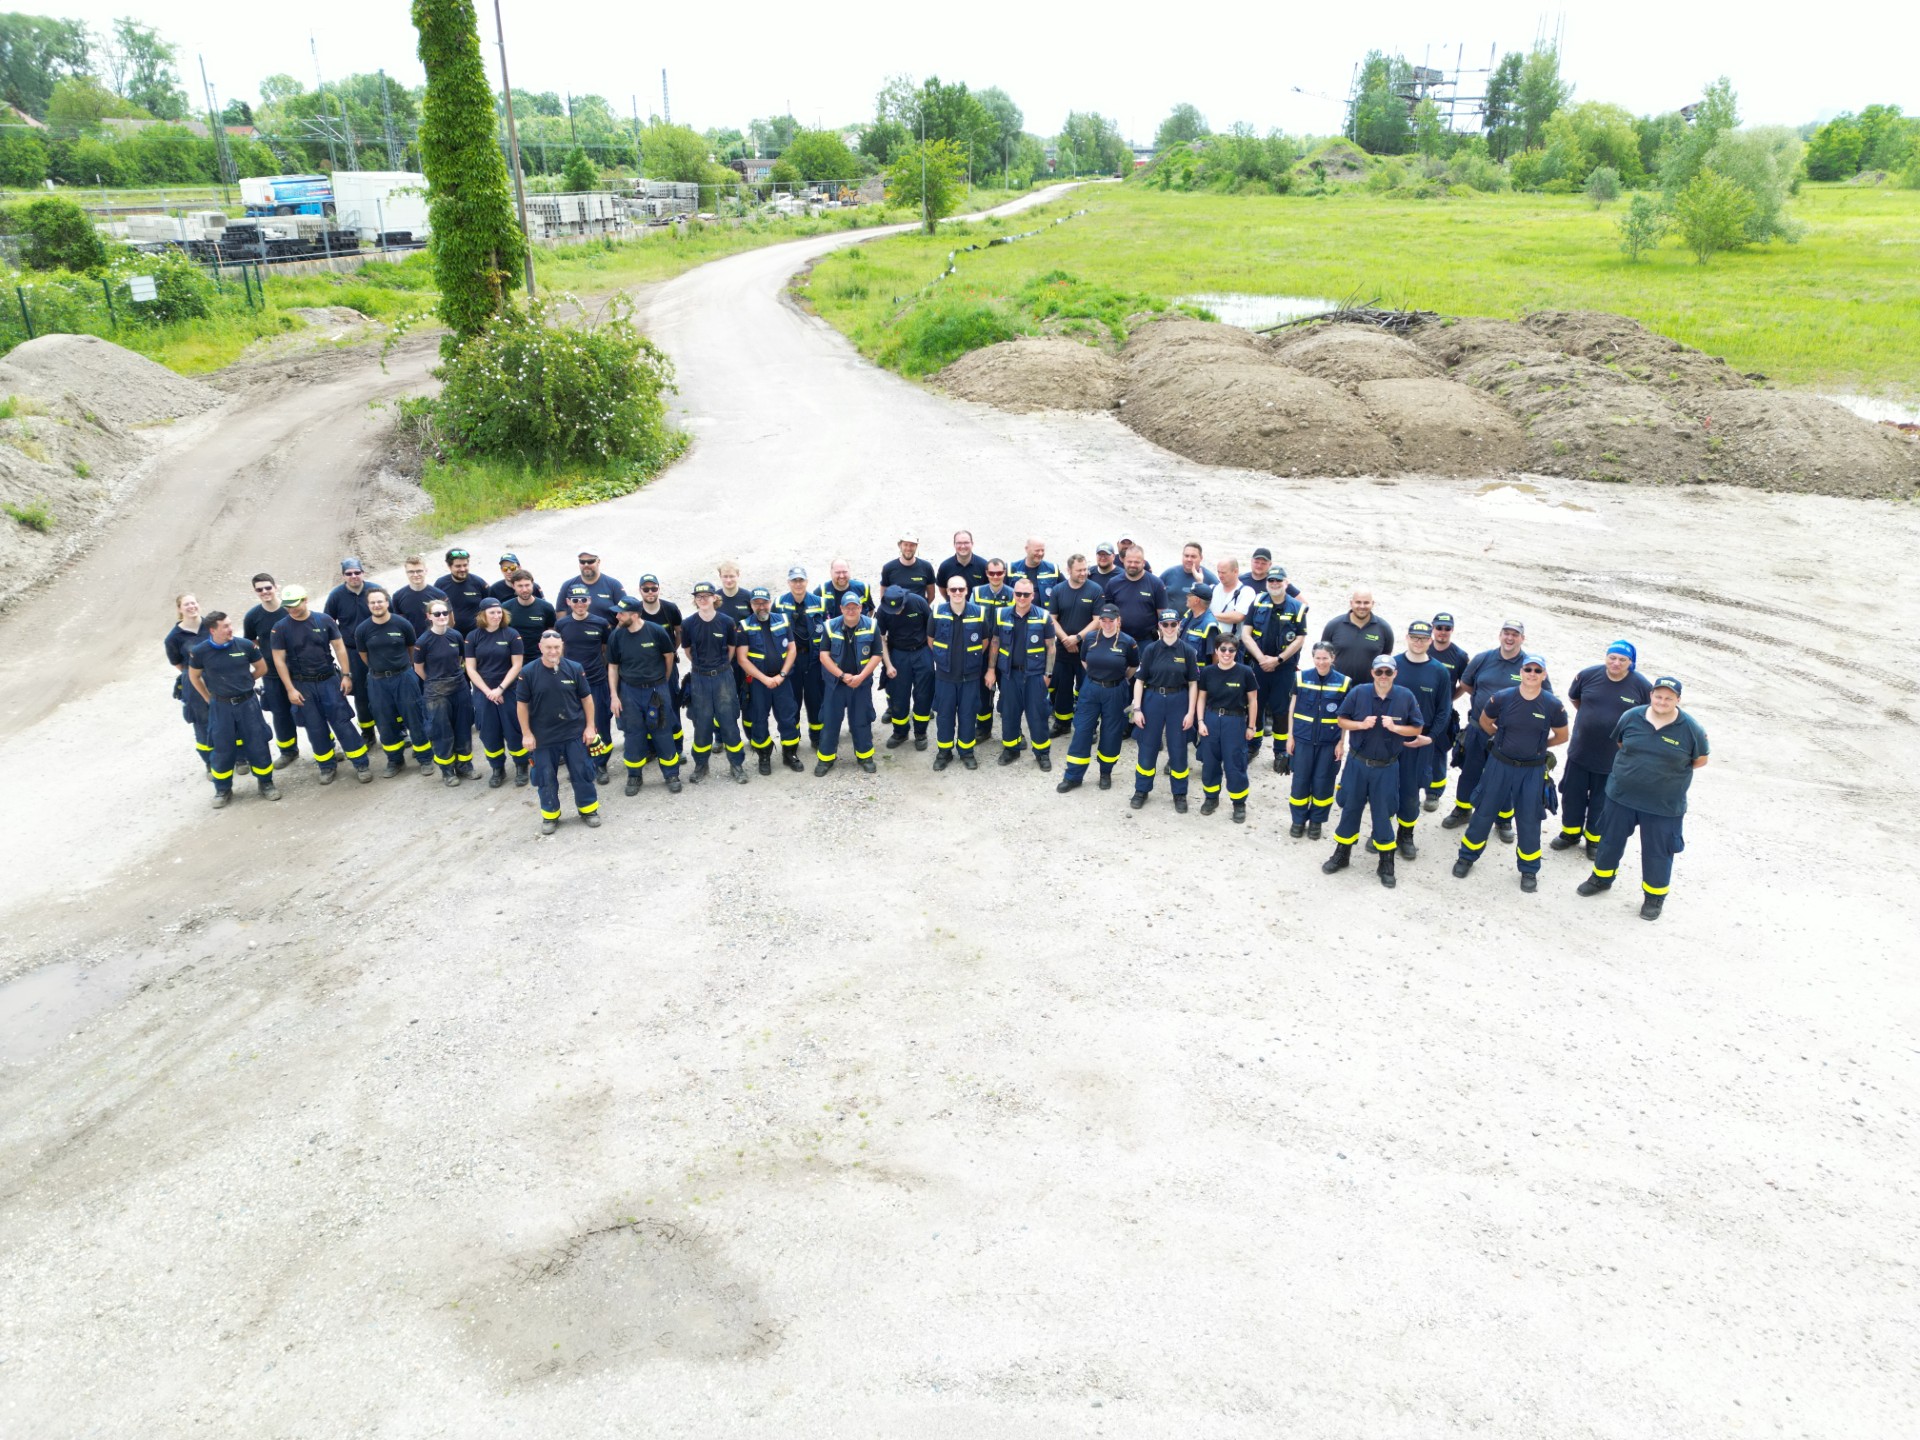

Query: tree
left=1517, top=45, right=1569, bottom=151
left=859, top=119, right=908, bottom=165
left=562, top=146, right=597, bottom=191
left=1616, top=192, right=1669, bottom=261
left=975, top=86, right=1023, bottom=166
left=45, top=74, right=146, bottom=131
left=781, top=128, right=858, bottom=182
left=1483, top=52, right=1524, bottom=160
left=1585, top=165, right=1621, bottom=204
left=1057, top=111, right=1128, bottom=174
left=1857, top=104, right=1914, bottom=172
left=917, top=78, right=997, bottom=175
left=0, top=14, right=90, bottom=118
left=19, top=196, right=107, bottom=271
left=747, top=113, right=798, bottom=155
left=258, top=73, right=304, bottom=107
left=1672, top=170, right=1754, bottom=263
left=1348, top=51, right=1412, bottom=155
left=638, top=121, right=732, bottom=186
left=411, top=0, right=524, bottom=349
left=767, top=157, right=799, bottom=188
left=703, top=126, right=746, bottom=162
left=221, top=97, right=252, bottom=127
left=1659, top=77, right=1738, bottom=193
left=0, top=129, right=46, bottom=186
left=1155, top=103, right=1207, bottom=151
left=1704, top=127, right=1802, bottom=243
left=1412, top=98, right=1446, bottom=158
left=884, top=137, right=967, bottom=232
left=106, top=18, right=187, bottom=121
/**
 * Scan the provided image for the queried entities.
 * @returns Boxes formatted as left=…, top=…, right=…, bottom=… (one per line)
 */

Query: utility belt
left=214, top=693, right=255, bottom=705
left=1205, top=705, right=1247, bottom=719
left=1145, top=685, right=1186, bottom=694
left=890, top=641, right=927, bottom=653
left=1494, top=750, right=1546, bottom=767
left=1084, top=676, right=1122, bottom=689
left=691, top=666, right=729, bottom=677
left=290, top=670, right=337, bottom=683
left=1361, top=756, right=1396, bottom=769
left=619, top=675, right=669, bottom=692
left=370, top=667, right=408, bottom=678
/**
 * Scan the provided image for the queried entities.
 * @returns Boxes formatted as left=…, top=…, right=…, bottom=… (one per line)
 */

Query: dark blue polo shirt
left=271, top=612, right=345, bottom=679
left=1461, top=648, right=1552, bottom=722
left=935, top=554, right=989, bottom=592
left=1103, top=571, right=1168, bottom=643
left=515, top=657, right=589, bottom=744
left=556, top=615, right=611, bottom=681
left=681, top=612, right=741, bottom=673
left=877, top=594, right=933, bottom=651
left=411, top=627, right=467, bottom=683
left=1320, top=613, right=1395, bottom=687
left=1483, top=685, right=1570, bottom=764
left=354, top=615, right=417, bottom=673
left=881, top=557, right=937, bottom=597
left=1337, top=682, right=1421, bottom=761
left=191, top=636, right=262, bottom=699
left=1606, top=707, right=1710, bottom=816
left=573, top=573, right=627, bottom=621
left=1567, top=664, right=1655, bottom=773
left=1197, top=662, right=1256, bottom=715
left=1137, top=639, right=1198, bottom=691
left=463, top=626, right=524, bottom=688
left=608, top=621, right=675, bottom=685
left=1081, top=630, right=1137, bottom=685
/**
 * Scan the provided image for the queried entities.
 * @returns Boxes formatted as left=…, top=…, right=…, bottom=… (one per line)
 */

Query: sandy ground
left=1, top=186, right=1917, bottom=1438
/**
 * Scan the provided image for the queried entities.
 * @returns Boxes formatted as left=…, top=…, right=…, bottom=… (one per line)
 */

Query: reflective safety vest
left=821, top=615, right=880, bottom=675
left=775, top=591, right=823, bottom=664
left=995, top=605, right=1051, bottom=674
left=1295, top=669, right=1351, bottom=742
left=929, top=603, right=989, bottom=681
left=738, top=613, right=792, bottom=676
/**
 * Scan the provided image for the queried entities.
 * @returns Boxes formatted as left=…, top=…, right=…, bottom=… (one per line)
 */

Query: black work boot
left=1377, top=851, right=1396, bottom=889
left=1097, top=772, right=1111, bottom=790
left=1400, top=834, right=1419, bottom=862
left=488, top=768, right=505, bottom=788
left=814, top=759, right=833, bottom=776
left=961, top=751, right=978, bottom=770
left=1232, top=801, right=1246, bottom=825
left=594, top=762, right=609, bottom=784
left=933, top=751, right=951, bottom=772
left=1273, top=750, right=1288, bottom=774
left=758, top=752, right=772, bottom=775
left=689, top=765, right=709, bottom=785
left=260, top=783, right=281, bottom=801
left=914, top=735, right=928, bottom=751
left=999, top=748, right=1019, bottom=766
left=784, top=749, right=804, bottom=772
left=1306, top=820, right=1323, bottom=841
left=1550, top=832, right=1581, bottom=851
left=211, top=791, right=232, bottom=809
left=1497, top=820, right=1516, bottom=845
left=1172, top=794, right=1188, bottom=814
left=1321, top=843, right=1352, bottom=874
left=355, top=766, right=374, bottom=784
left=886, top=730, right=908, bottom=750
left=731, top=765, right=749, bottom=784
left=625, top=772, right=642, bottom=796
left=1200, top=795, right=1219, bottom=816
left=384, top=760, right=405, bottom=778
left=1036, top=754, right=1051, bottom=771
left=1421, top=792, right=1438, bottom=812
left=857, top=758, right=876, bottom=774
left=665, top=771, right=683, bottom=794
left=1289, top=822, right=1305, bottom=838
left=1640, top=893, right=1664, bottom=921
left=1128, top=793, right=1146, bottom=810
left=513, top=763, right=529, bottom=787
left=1576, top=874, right=1613, bottom=897
left=540, top=817, right=557, bottom=836
left=1441, top=808, right=1470, bottom=830
left=1520, top=872, right=1538, bottom=893
left=1055, top=776, right=1077, bottom=794
left=1451, top=856, right=1473, bottom=878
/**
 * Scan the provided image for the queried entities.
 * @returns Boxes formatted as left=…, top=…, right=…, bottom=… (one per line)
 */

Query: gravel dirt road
left=1, top=187, right=1916, bottom=1438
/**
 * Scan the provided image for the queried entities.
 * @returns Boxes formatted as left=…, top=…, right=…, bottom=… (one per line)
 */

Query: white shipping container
left=330, top=170, right=430, bottom=240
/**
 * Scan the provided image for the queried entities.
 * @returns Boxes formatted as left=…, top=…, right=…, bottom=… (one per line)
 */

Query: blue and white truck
left=239, top=174, right=335, bottom=216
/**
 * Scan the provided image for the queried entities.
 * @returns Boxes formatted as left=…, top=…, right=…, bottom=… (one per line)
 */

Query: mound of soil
left=1358, top=378, right=1529, bottom=475
left=1521, top=311, right=1754, bottom=392
left=1705, top=391, right=1920, bottom=496
left=1462, top=353, right=1702, bottom=483
left=1120, top=317, right=1262, bottom=369
left=938, top=337, right=1119, bottom=412
left=0, top=333, right=220, bottom=427
left=1268, top=326, right=1440, bottom=387
left=1123, top=353, right=1395, bottom=476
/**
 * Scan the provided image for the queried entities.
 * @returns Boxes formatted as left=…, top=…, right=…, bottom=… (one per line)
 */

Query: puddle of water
left=1468, top=482, right=1599, bottom=525
left=1175, top=292, right=1335, bottom=330
left=1820, top=393, right=1920, bottom=427
left=0, top=947, right=178, bottom=1064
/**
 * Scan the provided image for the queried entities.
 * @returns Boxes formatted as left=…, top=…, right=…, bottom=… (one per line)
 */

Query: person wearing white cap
left=1323, top=655, right=1423, bottom=888
left=1451, top=654, right=1568, bottom=892
left=1443, top=619, right=1550, bottom=842
left=881, top=533, right=937, bottom=602
left=1578, top=676, right=1708, bottom=920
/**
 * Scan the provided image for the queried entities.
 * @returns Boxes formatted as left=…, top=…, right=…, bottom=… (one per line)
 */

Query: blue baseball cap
left=562, top=583, right=591, bottom=601
left=1264, top=568, right=1288, bottom=584
left=881, top=584, right=906, bottom=611
left=1408, top=620, right=1433, bottom=637
left=1432, top=612, right=1456, bottom=628
left=1189, top=582, right=1214, bottom=602
left=1157, top=609, right=1179, bottom=624
left=498, top=552, right=519, bottom=565
left=1520, top=653, right=1546, bottom=670
left=1652, top=675, right=1683, bottom=695
left=476, top=595, right=503, bottom=612
left=750, top=586, right=771, bottom=601
left=638, top=573, right=659, bottom=586
left=615, top=596, right=644, bottom=613
left=1371, top=655, right=1397, bottom=672
left=788, top=565, right=808, bottom=581
left=340, top=556, right=362, bottom=573
left=691, top=581, right=716, bottom=596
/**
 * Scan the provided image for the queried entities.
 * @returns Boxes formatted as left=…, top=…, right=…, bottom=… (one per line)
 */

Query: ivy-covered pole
left=411, top=0, right=526, bottom=351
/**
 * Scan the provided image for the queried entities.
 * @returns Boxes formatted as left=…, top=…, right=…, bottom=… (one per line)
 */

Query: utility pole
left=920, top=106, right=927, bottom=233
left=661, top=69, right=670, bottom=126
left=309, top=36, right=338, bottom=170
left=567, top=91, right=577, bottom=146
left=198, top=55, right=235, bottom=196
left=631, top=95, right=642, bottom=176
left=311, top=36, right=356, bottom=169
left=490, top=0, right=536, bottom=297
left=379, top=69, right=402, bottom=168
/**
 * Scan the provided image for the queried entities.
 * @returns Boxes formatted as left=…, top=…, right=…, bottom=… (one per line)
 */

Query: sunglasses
left=429, top=610, right=449, bottom=618
left=1521, top=666, right=1545, bottom=674
left=640, top=585, right=659, bottom=592
left=343, top=570, right=363, bottom=577
left=253, top=583, right=274, bottom=593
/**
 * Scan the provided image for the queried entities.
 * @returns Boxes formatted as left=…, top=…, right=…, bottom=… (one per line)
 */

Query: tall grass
left=807, top=183, right=1920, bottom=394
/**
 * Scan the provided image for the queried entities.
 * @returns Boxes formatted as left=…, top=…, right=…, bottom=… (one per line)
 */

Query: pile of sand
left=0, top=336, right=222, bottom=596
left=938, top=337, right=1120, bottom=412
left=1267, top=325, right=1439, bottom=386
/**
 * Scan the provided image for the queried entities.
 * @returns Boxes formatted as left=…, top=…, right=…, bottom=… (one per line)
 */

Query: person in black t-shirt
left=187, top=612, right=280, bottom=807
left=464, top=597, right=528, bottom=787
left=1056, top=604, right=1136, bottom=794
left=354, top=587, right=430, bottom=775
left=242, top=573, right=300, bottom=766
left=877, top=584, right=934, bottom=750
left=503, top=570, right=558, bottom=657
left=607, top=597, right=682, bottom=794
left=1452, top=655, right=1570, bottom=892
left=1130, top=610, right=1200, bottom=811
left=1327, top=656, right=1424, bottom=887
left=557, top=586, right=615, bottom=779
left=433, top=549, right=491, bottom=631
left=681, top=582, right=749, bottom=783
left=516, top=631, right=601, bottom=833
left=166, top=593, right=212, bottom=771
left=389, top=556, right=447, bottom=633
left=881, top=533, right=938, bottom=602
left=1554, top=641, right=1653, bottom=856
left=410, top=597, right=473, bottom=783
left=935, top=530, right=990, bottom=593
left=1047, top=553, right=1104, bottom=737
left=1195, top=634, right=1258, bottom=823
left=271, top=585, right=372, bottom=783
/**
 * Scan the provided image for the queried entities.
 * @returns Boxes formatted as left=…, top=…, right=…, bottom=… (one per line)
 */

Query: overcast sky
left=65, top=0, right=1912, bottom=139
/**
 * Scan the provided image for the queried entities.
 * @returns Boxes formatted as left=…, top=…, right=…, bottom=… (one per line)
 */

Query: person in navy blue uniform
left=463, top=597, right=528, bottom=787
left=607, top=596, right=682, bottom=795
left=1578, top=677, right=1709, bottom=920
left=631, top=574, right=686, bottom=757
left=1554, top=641, right=1654, bottom=857
left=433, top=549, right=491, bottom=632
left=681, top=581, right=749, bottom=784
left=1008, top=538, right=1060, bottom=605
left=1056, top=604, right=1136, bottom=793
left=389, top=556, right=447, bottom=633
left=488, top=552, right=542, bottom=603
left=187, top=612, right=280, bottom=807
left=990, top=580, right=1055, bottom=769
left=1089, top=541, right=1121, bottom=590
left=934, top=531, right=989, bottom=594
left=1325, top=656, right=1424, bottom=888
left=816, top=592, right=883, bottom=775
left=166, top=592, right=214, bottom=773
left=971, top=557, right=1016, bottom=735
left=928, top=576, right=989, bottom=771
left=353, top=587, right=430, bottom=776
left=1424, top=613, right=1471, bottom=811
left=876, top=583, right=934, bottom=752
left=881, top=533, right=938, bottom=602
left=1181, top=583, right=1224, bottom=664
left=242, top=575, right=301, bottom=768
left=1444, top=620, right=1550, bottom=840
left=1318, top=590, right=1394, bottom=697
left=1287, top=642, right=1349, bottom=839
left=739, top=587, right=805, bottom=774
left=1130, top=610, right=1199, bottom=811
left=270, top=585, right=372, bottom=784
left=1103, top=546, right=1167, bottom=646
left=1158, top=541, right=1218, bottom=609
left=1242, top=568, right=1307, bottom=772
left=503, top=570, right=558, bottom=659
left=776, top=567, right=825, bottom=751
left=814, top=558, right=873, bottom=620
left=557, top=585, right=615, bottom=780
left=716, top=562, right=756, bottom=710
left=1452, top=654, right=1569, bottom=892
left=516, top=631, right=602, bottom=834
left=572, top=550, right=626, bottom=621
left=1195, top=634, right=1258, bottom=823
left=410, top=598, right=473, bottom=785
left=1389, top=621, right=1451, bottom=860
left=1046, top=554, right=1103, bottom=736
left=323, top=556, right=378, bottom=739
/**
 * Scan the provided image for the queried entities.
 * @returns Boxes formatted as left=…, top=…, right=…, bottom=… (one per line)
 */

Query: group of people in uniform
left=165, top=531, right=1709, bottom=918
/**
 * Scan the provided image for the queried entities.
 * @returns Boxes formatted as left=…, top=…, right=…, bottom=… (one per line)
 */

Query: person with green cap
left=1578, top=676, right=1708, bottom=920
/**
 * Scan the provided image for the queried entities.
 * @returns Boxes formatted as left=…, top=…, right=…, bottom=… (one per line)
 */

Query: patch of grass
left=808, top=182, right=1920, bottom=395
left=4, top=498, right=53, bottom=532
left=875, top=290, right=1025, bottom=375
left=414, top=442, right=691, bottom=535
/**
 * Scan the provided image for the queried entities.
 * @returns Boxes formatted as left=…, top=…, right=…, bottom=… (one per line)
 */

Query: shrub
left=1617, top=193, right=1669, bottom=261
left=1703, top=127, right=1802, bottom=243
left=4, top=499, right=54, bottom=532
left=431, top=295, right=682, bottom=468
left=1672, top=171, right=1755, bottom=264
left=19, top=197, right=107, bottom=273
left=877, top=292, right=1022, bottom=375
left=561, top=147, right=597, bottom=192
left=1585, top=165, right=1621, bottom=205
